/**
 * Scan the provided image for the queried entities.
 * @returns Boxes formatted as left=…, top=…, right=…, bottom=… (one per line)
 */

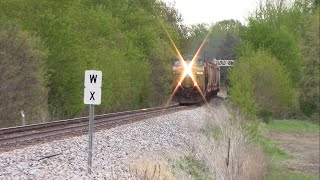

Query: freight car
left=172, top=55, right=220, bottom=104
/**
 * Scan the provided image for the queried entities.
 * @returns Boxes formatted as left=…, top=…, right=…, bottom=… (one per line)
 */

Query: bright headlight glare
left=196, top=72, right=203, bottom=75
left=185, top=68, right=192, bottom=76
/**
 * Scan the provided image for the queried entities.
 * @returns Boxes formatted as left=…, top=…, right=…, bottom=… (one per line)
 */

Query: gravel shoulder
left=265, top=131, right=320, bottom=176
left=0, top=106, right=209, bottom=179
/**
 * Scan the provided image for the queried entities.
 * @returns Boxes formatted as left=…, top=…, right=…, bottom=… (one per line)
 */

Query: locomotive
left=172, top=55, right=220, bottom=104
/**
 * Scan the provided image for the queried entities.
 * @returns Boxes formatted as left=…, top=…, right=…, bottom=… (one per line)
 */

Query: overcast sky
left=162, top=0, right=260, bottom=25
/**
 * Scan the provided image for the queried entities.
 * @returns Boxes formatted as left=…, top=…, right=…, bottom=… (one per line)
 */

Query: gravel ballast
left=0, top=106, right=210, bottom=179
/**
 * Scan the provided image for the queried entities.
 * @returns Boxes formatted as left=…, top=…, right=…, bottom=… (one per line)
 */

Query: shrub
left=229, top=48, right=298, bottom=124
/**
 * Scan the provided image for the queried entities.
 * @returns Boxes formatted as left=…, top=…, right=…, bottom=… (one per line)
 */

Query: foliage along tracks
left=0, top=104, right=195, bottom=151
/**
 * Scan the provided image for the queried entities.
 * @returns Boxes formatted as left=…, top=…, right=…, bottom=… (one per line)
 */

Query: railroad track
left=0, top=104, right=195, bottom=148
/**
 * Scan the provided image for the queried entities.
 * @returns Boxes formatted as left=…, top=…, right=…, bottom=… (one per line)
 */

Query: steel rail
left=0, top=105, right=192, bottom=146
left=0, top=104, right=179, bottom=135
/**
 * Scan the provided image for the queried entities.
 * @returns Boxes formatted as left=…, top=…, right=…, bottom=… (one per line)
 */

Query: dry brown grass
left=128, top=158, right=190, bottom=180
left=187, top=100, right=268, bottom=180
left=129, top=99, right=267, bottom=180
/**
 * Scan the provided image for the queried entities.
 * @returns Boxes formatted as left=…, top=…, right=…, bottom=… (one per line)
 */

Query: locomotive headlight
left=185, top=67, right=192, bottom=76
left=196, top=72, right=203, bottom=75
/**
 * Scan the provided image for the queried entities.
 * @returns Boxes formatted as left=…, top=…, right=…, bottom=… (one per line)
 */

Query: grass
left=258, top=135, right=292, bottom=161
left=265, top=119, right=320, bottom=132
left=260, top=119, right=319, bottom=180
left=177, top=156, right=213, bottom=180
left=260, top=136, right=318, bottom=180
left=201, top=124, right=222, bottom=140
left=265, top=165, right=319, bottom=180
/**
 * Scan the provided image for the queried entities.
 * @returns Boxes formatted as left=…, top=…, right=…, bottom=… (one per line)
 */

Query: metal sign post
left=20, top=110, right=25, bottom=126
left=84, top=70, right=102, bottom=175
left=88, top=104, right=94, bottom=174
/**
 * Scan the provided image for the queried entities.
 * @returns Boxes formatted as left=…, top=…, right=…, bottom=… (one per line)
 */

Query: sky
left=162, top=0, right=260, bottom=25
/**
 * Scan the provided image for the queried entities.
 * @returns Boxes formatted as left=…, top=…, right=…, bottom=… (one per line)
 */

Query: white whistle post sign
left=84, top=70, right=102, bottom=105
left=84, top=70, right=102, bottom=175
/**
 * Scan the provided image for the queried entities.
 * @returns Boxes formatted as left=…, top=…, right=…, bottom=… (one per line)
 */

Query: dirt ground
left=266, top=131, right=320, bottom=176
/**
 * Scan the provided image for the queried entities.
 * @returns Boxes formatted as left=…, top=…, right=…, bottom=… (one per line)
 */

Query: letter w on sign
left=90, top=74, right=98, bottom=84
left=85, top=70, right=102, bottom=88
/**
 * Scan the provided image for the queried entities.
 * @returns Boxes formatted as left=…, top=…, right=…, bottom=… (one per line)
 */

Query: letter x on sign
left=84, top=86, right=101, bottom=105
left=90, top=91, right=95, bottom=100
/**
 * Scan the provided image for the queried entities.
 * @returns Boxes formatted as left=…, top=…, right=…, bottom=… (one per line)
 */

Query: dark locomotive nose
left=182, top=87, right=196, bottom=98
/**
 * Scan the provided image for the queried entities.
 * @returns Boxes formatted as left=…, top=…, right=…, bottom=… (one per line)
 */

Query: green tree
left=0, top=0, right=179, bottom=122
left=236, top=0, right=320, bottom=121
left=0, top=22, right=48, bottom=127
left=240, top=19, right=301, bottom=83
left=239, top=0, right=320, bottom=85
left=158, top=1, right=189, bottom=53
left=299, top=10, right=320, bottom=118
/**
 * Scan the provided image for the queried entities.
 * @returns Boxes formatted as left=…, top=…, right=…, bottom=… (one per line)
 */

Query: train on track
left=172, top=55, right=220, bottom=104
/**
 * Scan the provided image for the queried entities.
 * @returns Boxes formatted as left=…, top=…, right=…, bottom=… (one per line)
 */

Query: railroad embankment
left=0, top=99, right=268, bottom=179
